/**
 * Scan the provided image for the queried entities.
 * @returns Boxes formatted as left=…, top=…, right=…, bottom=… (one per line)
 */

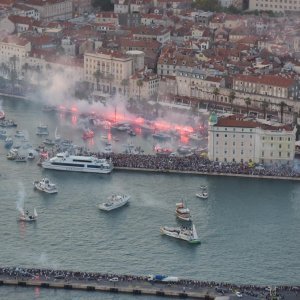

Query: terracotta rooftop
left=1, top=35, right=29, bottom=46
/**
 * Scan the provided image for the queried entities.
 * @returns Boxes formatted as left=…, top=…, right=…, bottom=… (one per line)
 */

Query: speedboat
left=99, top=194, right=130, bottom=211
left=160, top=224, right=200, bottom=244
left=0, top=119, right=17, bottom=128
left=33, top=178, right=58, bottom=194
left=196, top=186, right=208, bottom=199
left=175, top=202, right=192, bottom=222
left=19, top=208, right=38, bottom=222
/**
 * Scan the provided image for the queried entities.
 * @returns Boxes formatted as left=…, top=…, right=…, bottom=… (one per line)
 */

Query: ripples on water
left=0, top=98, right=300, bottom=299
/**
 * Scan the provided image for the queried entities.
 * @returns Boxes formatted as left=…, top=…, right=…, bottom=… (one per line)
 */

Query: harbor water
left=0, top=97, right=300, bottom=299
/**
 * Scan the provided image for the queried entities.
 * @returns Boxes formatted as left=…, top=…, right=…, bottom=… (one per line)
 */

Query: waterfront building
left=25, top=0, right=72, bottom=21
left=208, top=113, right=296, bottom=165
left=0, top=36, right=31, bottom=75
left=249, top=0, right=300, bottom=13
left=84, top=48, right=133, bottom=94
left=232, top=74, right=300, bottom=100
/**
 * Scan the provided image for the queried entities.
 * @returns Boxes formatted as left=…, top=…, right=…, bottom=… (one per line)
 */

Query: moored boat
left=7, top=148, right=18, bottom=160
left=36, top=124, right=49, bottom=136
left=27, top=151, right=35, bottom=160
left=15, top=155, right=27, bottom=162
left=43, top=138, right=55, bottom=146
left=0, top=119, right=17, bottom=128
left=4, top=137, right=13, bottom=148
left=33, top=178, right=58, bottom=194
left=99, top=194, right=130, bottom=211
left=160, top=224, right=200, bottom=244
left=15, top=130, right=25, bottom=138
left=196, top=186, right=208, bottom=199
left=175, top=202, right=192, bottom=222
left=42, top=152, right=113, bottom=174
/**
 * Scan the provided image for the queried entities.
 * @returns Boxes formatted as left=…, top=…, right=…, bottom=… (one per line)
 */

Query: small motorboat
left=196, top=186, right=208, bottom=199
left=0, top=119, right=17, bottom=128
left=15, top=130, right=25, bottom=138
left=99, top=194, right=130, bottom=211
left=175, top=201, right=192, bottom=222
left=27, top=151, right=35, bottom=160
left=15, top=155, right=27, bottom=162
left=0, top=129, right=7, bottom=140
left=4, top=137, right=13, bottom=148
left=7, top=148, right=18, bottom=160
left=36, top=124, right=49, bottom=136
left=19, top=208, right=38, bottom=222
left=33, top=178, right=58, bottom=194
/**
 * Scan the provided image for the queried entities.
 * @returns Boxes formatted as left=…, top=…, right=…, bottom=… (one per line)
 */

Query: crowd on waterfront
left=73, top=149, right=300, bottom=179
left=0, top=267, right=299, bottom=298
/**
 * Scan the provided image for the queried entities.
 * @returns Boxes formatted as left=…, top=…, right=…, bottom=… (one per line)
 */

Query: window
left=279, top=144, right=282, bottom=148
left=279, top=152, right=281, bottom=157
left=262, top=151, right=264, bottom=157
left=271, top=152, right=273, bottom=157
left=225, top=134, right=227, bottom=137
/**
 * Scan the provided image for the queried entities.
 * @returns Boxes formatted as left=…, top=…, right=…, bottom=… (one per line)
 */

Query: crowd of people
left=0, top=267, right=298, bottom=298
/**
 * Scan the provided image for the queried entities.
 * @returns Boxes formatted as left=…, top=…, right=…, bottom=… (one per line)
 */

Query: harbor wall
left=114, top=167, right=300, bottom=181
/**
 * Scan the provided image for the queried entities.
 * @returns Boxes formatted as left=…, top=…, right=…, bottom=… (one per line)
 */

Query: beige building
left=84, top=48, right=133, bottom=94
left=233, top=74, right=299, bottom=100
left=208, top=113, right=296, bottom=165
left=0, top=36, right=31, bottom=75
left=249, top=0, right=300, bottom=13
left=25, top=0, right=72, bottom=21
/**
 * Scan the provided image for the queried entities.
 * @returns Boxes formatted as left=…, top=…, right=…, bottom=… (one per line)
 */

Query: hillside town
left=0, top=0, right=300, bottom=167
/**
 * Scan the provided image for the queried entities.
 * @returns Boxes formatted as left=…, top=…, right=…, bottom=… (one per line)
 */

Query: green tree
left=92, top=0, right=113, bottom=11
left=213, top=87, right=220, bottom=101
left=261, top=99, right=269, bottom=119
left=279, top=101, right=287, bottom=123
left=137, top=79, right=143, bottom=101
left=244, top=97, right=251, bottom=115
left=93, top=69, right=103, bottom=91
left=228, top=91, right=236, bottom=111
left=192, top=0, right=221, bottom=11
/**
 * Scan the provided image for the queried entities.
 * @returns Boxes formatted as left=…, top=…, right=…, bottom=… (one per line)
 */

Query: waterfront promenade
left=1, top=267, right=299, bottom=299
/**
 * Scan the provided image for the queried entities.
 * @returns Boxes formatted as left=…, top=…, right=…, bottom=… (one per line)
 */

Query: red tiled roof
left=234, top=74, right=295, bottom=88
left=1, top=35, right=29, bottom=46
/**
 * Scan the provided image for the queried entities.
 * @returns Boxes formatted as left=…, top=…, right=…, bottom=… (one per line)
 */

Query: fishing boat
left=196, top=186, right=208, bottom=199
left=82, top=128, right=95, bottom=140
left=19, top=208, right=38, bottom=222
left=42, top=152, right=113, bottom=174
left=98, top=194, right=130, bottom=211
left=36, top=124, right=49, bottom=136
left=4, top=137, right=13, bottom=148
left=33, top=178, right=58, bottom=194
left=160, top=224, right=200, bottom=244
left=175, top=202, right=192, bottom=222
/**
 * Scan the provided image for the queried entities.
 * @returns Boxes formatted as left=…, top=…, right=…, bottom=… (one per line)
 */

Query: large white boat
left=33, top=178, right=58, bottom=194
left=19, top=208, right=38, bottom=222
left=160, top=224, right=200, bottom=244
left=175, top=202, right=192, bottom=222
left=41, top=152, right=113, bottom=174
left=99, top=194, right=130, bottom=211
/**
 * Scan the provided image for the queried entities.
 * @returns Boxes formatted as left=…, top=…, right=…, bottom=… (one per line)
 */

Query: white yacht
left=41, top=152, right=113, bottom=174
left=99, top=194, right=130, bottom=211
left=160, top=224, right=200, bottom=244
left=33, top=178, right=58, bottom=194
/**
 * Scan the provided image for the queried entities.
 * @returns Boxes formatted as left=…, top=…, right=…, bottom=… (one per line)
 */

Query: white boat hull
left=160, top=226, right=200, bottom=244
left=34, top=184, right=58, bottom=194
left=99, top=195, right=130, bottom=211
left=42, top=161, right=113, bottom=174
left=196, top=193, right=208, bottom=199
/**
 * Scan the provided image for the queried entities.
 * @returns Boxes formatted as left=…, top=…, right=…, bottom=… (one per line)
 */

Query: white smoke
left=16, top=182, right=25, bottom=214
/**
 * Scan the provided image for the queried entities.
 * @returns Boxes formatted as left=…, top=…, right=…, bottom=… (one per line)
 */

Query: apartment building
left=233, top=74, right=299, bottom=100
left=0, top=36, right=31, bottom=75
left=25, top=0, right=72, bottom=21
left=249, top=0, right=300, bottom=13
left=208, top=114, right=296, bottom=165
left=84, top=48, right=133, bottom=94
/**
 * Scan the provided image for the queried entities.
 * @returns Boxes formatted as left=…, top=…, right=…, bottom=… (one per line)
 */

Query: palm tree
left=244, top=97, right=251, bottom=115
left=121, top=78, right=129, bottom=96
left=93, top=69, right=103, bottom=91
left=261, top=99, right=269, bottom=119
left=279, top=101, right=287, bottom=123
left=228, top=91, right=236, bottom=111
left=213, top=87, right=220, bottom=101
left=137, top=79, right=143, bottom=101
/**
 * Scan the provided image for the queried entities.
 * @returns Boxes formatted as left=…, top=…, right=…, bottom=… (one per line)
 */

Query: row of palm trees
left=93, top=69, right=144, bottom=100
left=212, top=87, right=289, bottom=123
